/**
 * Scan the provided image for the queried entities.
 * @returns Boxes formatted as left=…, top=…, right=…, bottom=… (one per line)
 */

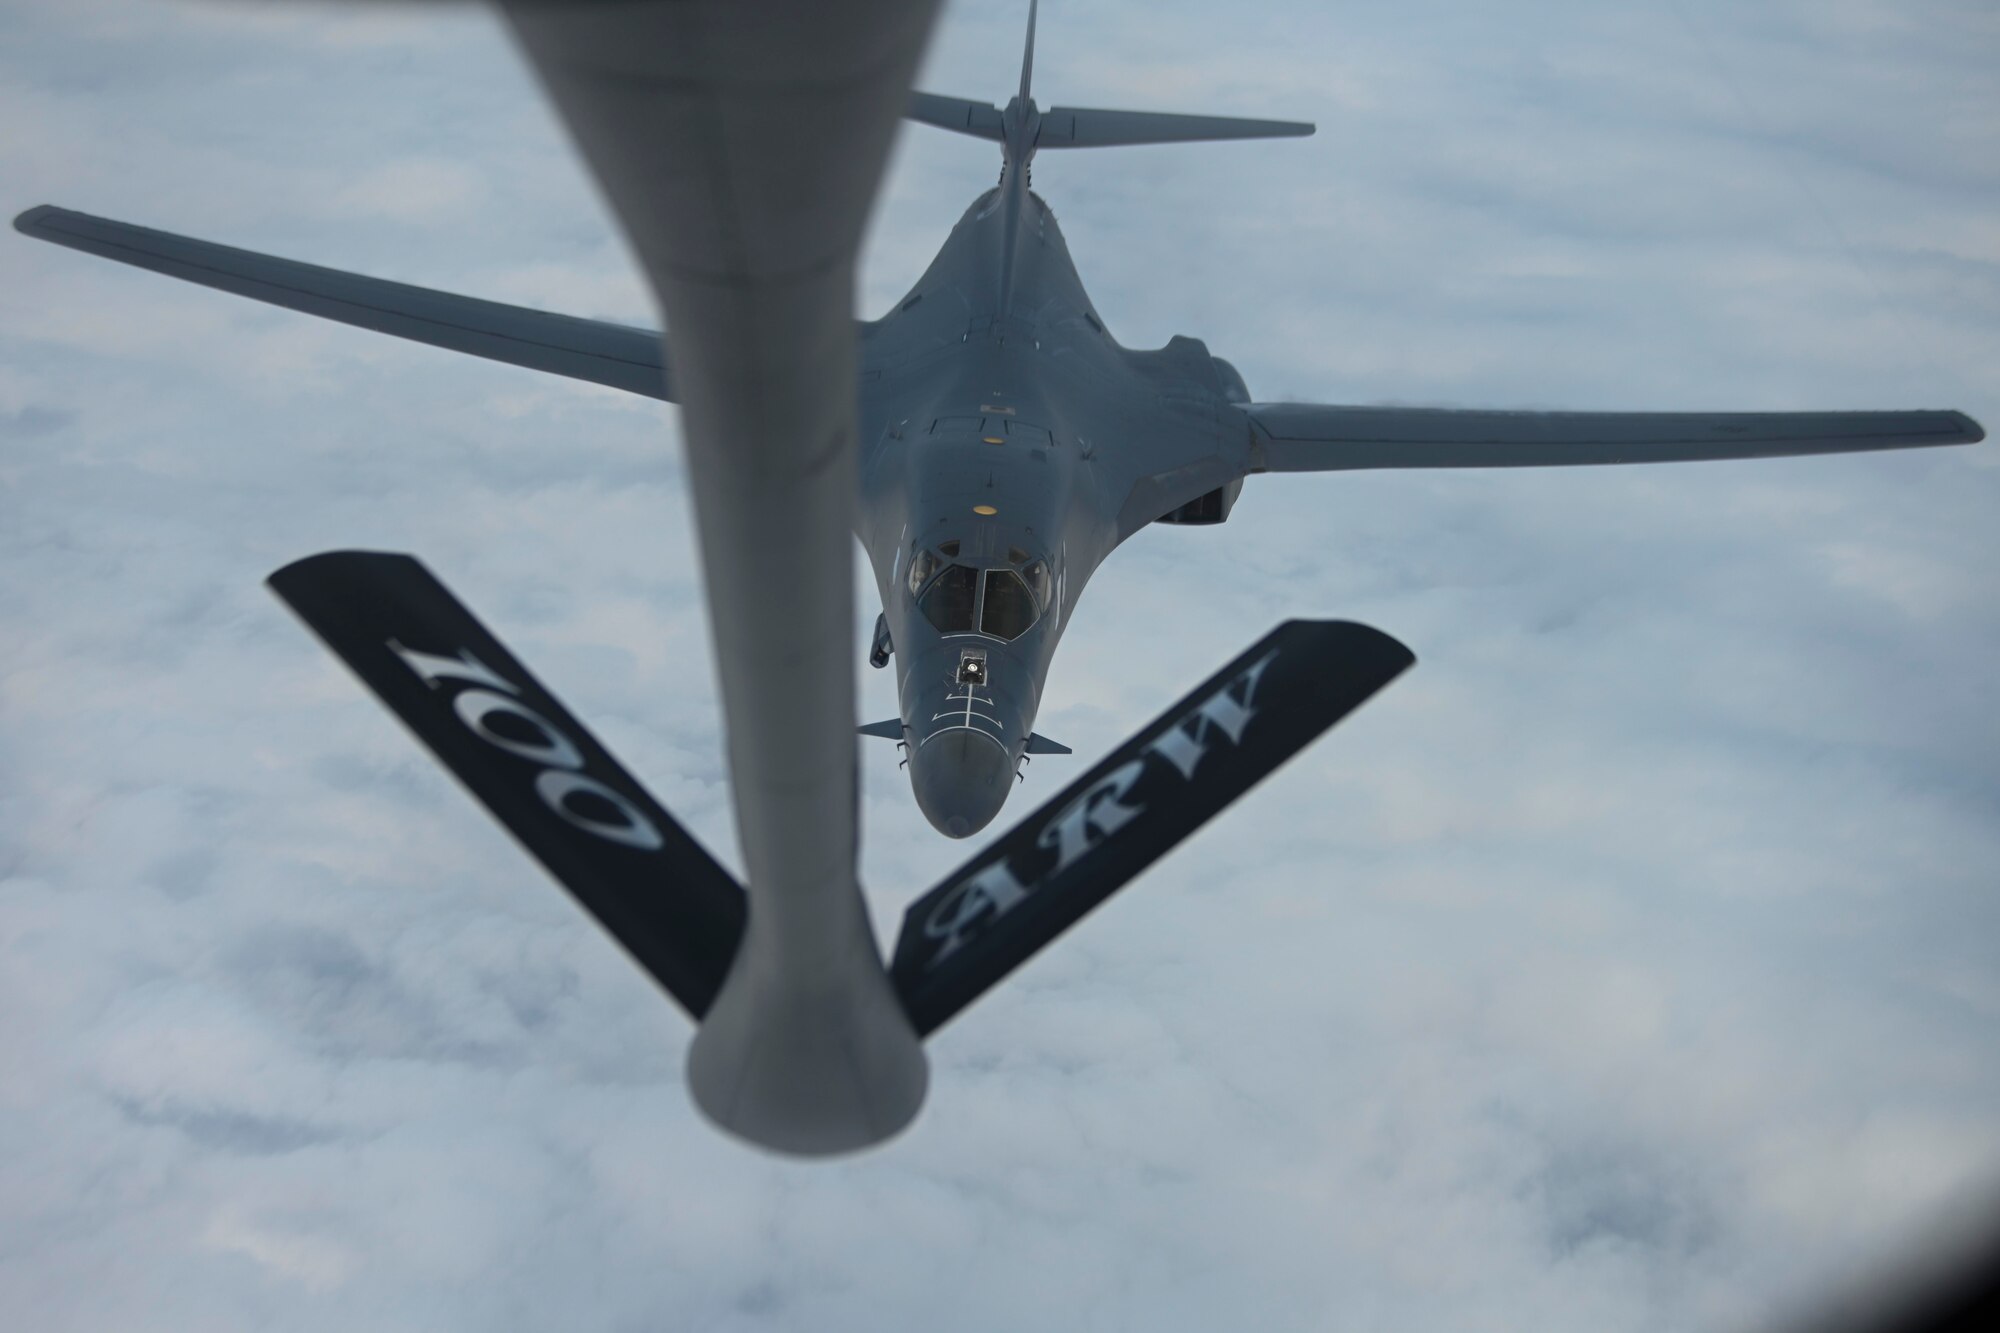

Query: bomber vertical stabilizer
left=905, top=0, right=1313, bottom=164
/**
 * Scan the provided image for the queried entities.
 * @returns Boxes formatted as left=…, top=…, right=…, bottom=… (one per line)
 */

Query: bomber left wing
left=14, top=205, right=672, bottom=400
left=1243, top=402, right=1983, bottom=471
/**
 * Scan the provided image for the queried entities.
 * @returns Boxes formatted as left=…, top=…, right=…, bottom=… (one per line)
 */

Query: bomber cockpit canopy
left=907, top=539, right=1054, bottom=641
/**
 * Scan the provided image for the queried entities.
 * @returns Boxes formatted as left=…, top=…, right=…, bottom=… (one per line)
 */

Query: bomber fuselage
left=855, top=162, right=1255, bottom=835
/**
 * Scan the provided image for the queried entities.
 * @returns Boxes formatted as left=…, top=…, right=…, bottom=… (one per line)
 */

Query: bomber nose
left=909, top=730, right=1014, bottom=838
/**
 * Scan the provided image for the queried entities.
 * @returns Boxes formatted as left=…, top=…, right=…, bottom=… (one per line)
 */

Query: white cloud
left=326, top=157, right=490, bottom=225
left=3, top=0, right=1997, bottom=1330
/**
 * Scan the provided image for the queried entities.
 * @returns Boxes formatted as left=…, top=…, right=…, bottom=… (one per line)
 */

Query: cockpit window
left=1021, top=558, right=1052, bottom=611
left=980, top=569, right=1038, bottom=640
left=907, top=548, right=939, bottom=598
left=909, top=541, right=1054, bottom=640
left=919, top=563, right=979, bottom=633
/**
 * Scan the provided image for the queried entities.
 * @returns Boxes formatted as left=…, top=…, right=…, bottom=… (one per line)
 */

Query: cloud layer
left=3, top=1, right=1997, bottom=1330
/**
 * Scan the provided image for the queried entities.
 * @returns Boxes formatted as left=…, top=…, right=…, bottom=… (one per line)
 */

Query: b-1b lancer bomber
left=17, top=0, right=1982, bottom=1155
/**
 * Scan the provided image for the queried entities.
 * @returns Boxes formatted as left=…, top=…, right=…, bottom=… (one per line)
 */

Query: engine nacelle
left=1155, top=476, right=1243, bottom=525
left=1151, top=354, right=1252, bottom=525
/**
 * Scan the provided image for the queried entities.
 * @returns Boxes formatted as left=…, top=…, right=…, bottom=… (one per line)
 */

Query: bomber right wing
left=1243, top=403, right=1984, bottom=471
left=15, top=204, right=672, bottom=401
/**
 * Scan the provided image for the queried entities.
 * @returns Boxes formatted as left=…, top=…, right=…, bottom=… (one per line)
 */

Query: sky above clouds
left=3, top=1, right=1999, bottom=1330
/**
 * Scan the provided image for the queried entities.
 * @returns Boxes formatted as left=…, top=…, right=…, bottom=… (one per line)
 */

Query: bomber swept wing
left=1244, top=402, right=1982, bottom=470
left=14, top=204, right=673, bottom=401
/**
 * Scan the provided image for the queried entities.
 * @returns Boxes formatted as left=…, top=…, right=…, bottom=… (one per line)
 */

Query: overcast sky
left=3, top=1, right=1998, bottom=1329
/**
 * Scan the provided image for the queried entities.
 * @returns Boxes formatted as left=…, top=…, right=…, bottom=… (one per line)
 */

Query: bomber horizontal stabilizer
left=907, top=92, right=1312, bottom=151
left=859, top=719, right=1070, bottom=755
left=267, top=551, right=745, bottom=1018
left=905, top=92, right=1006, bottom=142
left=1036, top=106, right=1313, bottom=148
left=889, top=619, right=1413, bottom=1035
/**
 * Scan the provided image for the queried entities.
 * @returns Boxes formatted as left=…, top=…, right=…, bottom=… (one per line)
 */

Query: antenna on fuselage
left=903, top=0, right=1314, bottom=163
